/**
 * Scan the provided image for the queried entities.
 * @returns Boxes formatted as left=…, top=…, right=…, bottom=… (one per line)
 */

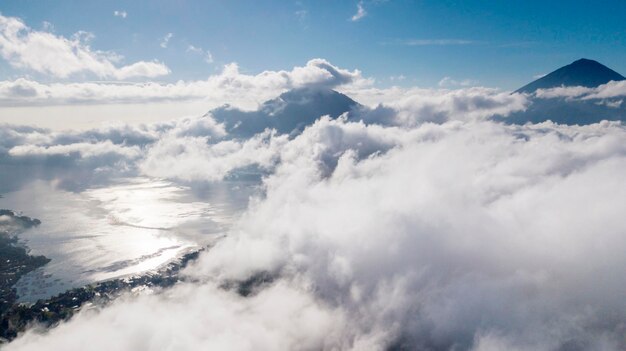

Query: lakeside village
left=0, top=209, right=204, bottom=342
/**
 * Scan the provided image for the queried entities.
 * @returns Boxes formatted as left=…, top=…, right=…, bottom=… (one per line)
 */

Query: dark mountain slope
left=503, top=59, right=626, bottom=124
left=210, top=87, right=361, bottom=138
left=515, top=58, right=625, bottom=94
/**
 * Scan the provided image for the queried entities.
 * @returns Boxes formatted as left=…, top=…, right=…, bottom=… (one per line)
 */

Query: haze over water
left=1, top=177, right=255, bottom=302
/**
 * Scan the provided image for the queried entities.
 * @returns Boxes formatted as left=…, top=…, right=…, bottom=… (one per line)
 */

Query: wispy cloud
left=295, top=9, right=307, bottom=22
left=113, top=10, right=127, bottom=19
left=186, top=45, right=214, bottom=64
left=41, top=21, right=54, bottom=31
left=204, top=51, right=214, bottom=64
left=351, top=1, right=367, bottom=21
left=391, top=39, right=478, bottom=46
left=497, top=41, right=539, bottom=48
left=438, top=76, right=478, bottom=87
left=160, top=33, right=173, bottom=48
left=186, top=45, right=203, bottom=54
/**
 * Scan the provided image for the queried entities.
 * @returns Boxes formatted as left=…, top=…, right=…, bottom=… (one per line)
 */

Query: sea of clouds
left=1, top=56, right=625, bottom=350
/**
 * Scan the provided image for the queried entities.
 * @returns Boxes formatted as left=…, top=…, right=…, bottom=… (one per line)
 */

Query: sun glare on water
left=0, top=177, right=239, bottom=302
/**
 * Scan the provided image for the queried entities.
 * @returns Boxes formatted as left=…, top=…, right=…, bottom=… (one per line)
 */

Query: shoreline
left=0, top=247, right=205, bottom=342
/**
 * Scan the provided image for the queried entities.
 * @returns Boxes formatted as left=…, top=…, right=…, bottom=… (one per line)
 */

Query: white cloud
left=160, top=33, right=173, bottom=48
left=0, top=67, right=625, bottom=350
left=389, top=74, right=406, bottom=82
left=205, top=51, right=214, bottom=64
left=341, top=86, right=528, bottom=125
left=438, top=76, right=478, bottom=88
left=531, top=80, right=626, bottom=101
left=187, top=45, right=214, bottom=64
left=141, top=130, right=288, bottom=182
left=8, top=140, right=141, bottom=159
left=4, top=117, right=626, bottom=350
left=533, top=85, right=593, bottom=99
left=186, top=45, right=203, bottom=54
left=0, top=59, right=368, bottom=107
left=595, top=99, right=623, bottom=108
left=113, top=10, right=128, bottom=19
left=581, top=80, right=626, bottom=100
left=189, top=119, right=626, bottom=350
left=351, top=1, right=367, bottom=21
left=1, top=54, right=625, bottom=350
left=114, top=61, right=171, bottom=80
left=7, top=282, right=351, bottom=351
left=0, top=81, right=531, bottom=184
left=0, top=14, right=169, bottom=79
left=391, top=39, right=478, bottom=46
left=0, top=114, right=230, bottom=190
left=41, top=21, right=54, bottom=31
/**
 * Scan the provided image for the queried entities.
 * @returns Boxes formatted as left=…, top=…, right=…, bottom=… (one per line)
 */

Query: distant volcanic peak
left=209, top=87, right=360, bottom=138
left=515, top=58, right=626, bottom=94
left=277, top=86, right=358, bottom=104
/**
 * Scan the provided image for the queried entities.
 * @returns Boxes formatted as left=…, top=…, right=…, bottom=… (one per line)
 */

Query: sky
left=2, top=0, right=626, bottom=89
left=2, top=0, right=626, bottom=129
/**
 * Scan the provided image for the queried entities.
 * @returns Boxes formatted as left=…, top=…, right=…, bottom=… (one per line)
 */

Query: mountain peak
left=572, top=58, right=599, bottom=64
left=210, top=87, right=360, bottom=138
left=515, top=58, right=626, bottom=94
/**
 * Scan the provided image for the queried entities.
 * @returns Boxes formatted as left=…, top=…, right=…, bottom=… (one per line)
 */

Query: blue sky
left=2, top=0, right=626, bottom=89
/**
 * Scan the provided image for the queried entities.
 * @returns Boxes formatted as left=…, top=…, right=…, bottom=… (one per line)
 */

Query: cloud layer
left=0, top=58, right=368, bottom=107
left=533, top=79, right=626, bottom=102
left=2, top=93, right=625, bottom=350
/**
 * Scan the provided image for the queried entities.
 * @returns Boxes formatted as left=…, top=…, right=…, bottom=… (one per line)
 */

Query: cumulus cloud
left=0, top=79, right=532, bottom=187
left=0, top=114, right=227, bottom=191
left=4, top=117, right=626, bottom=351
left=140, top=130, right=288, bottom=182
left=0, top=14, right=169, bottom=79
left=175, top=119, right=626, bottom=350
